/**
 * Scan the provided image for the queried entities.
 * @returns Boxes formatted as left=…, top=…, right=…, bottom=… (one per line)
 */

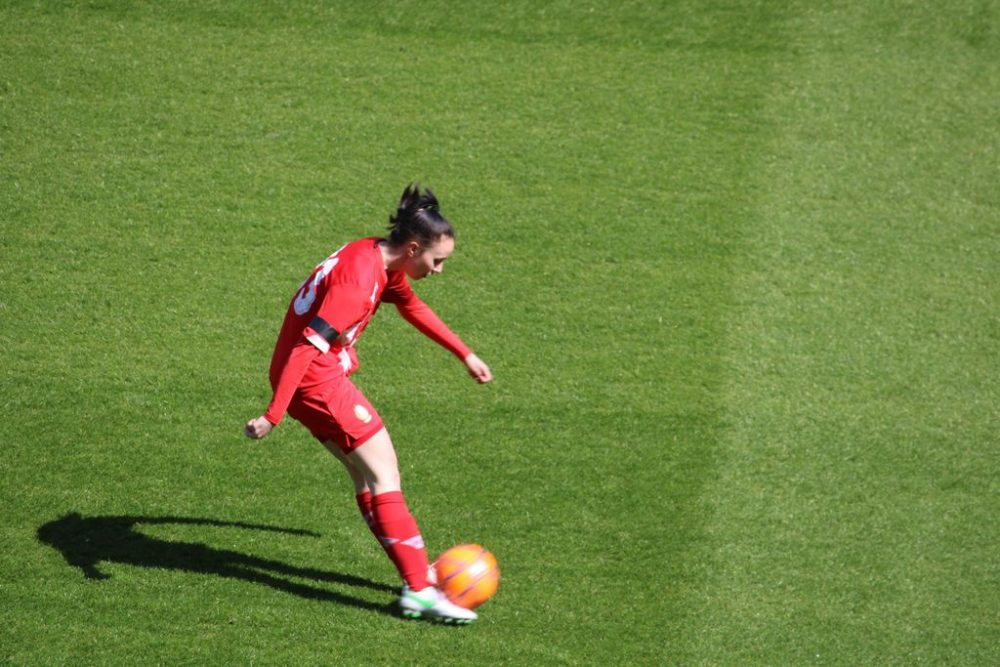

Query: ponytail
left=386, top=183, right=454, bottom=246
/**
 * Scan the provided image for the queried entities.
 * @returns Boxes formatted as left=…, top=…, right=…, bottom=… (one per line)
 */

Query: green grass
left=2, top=1, right=998, bottom=664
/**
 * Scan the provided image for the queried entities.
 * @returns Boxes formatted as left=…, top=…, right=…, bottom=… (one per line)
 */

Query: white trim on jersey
left=338, top=349, right=352, bottom=372
left=306, top=332, right=331, bottom=354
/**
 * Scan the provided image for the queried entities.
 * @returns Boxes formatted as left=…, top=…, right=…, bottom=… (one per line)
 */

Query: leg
left=291, top=383, right=413, bottom=585
left=289, top=392, right=473, bottom=621
left=288, top=379, right=386, bottom=539
left=349, top=431, right=475, bottom=623
left=321, top=439, right=378, bottom=536
left=349, top=429, right=429, bottom=591
left=345, top=428, right=400, bottom=495
left=321, top=439, right=369, bottom=495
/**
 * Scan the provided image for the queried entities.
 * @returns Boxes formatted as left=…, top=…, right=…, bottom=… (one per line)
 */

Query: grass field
left=2, top=1, right=998, bottom=664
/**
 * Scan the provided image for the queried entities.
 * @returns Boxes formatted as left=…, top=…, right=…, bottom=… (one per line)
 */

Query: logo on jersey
left=354, top=404, right=373, bottom=424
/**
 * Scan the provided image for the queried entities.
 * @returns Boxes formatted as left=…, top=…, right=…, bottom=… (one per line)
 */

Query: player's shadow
left=37, top=512, right=396, bottom=616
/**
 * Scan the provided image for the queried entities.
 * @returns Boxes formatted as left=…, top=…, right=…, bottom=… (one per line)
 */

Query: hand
left=244, top=416, right=274, bottom=439
left=463, top=353, right=493, bottom=384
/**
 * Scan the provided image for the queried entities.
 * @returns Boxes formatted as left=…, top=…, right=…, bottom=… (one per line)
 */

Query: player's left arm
left=385, top=276, right=493, bottom=384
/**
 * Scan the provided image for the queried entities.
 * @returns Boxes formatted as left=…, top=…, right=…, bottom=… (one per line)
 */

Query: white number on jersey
left=293, top=245, right=346, bottom=316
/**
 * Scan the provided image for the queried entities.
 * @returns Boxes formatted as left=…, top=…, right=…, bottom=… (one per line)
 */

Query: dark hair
left=386, top=183, right=454, bottom=246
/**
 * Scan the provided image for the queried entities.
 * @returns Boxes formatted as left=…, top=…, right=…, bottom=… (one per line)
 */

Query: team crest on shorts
left=354, top=404, right=373, bottom=424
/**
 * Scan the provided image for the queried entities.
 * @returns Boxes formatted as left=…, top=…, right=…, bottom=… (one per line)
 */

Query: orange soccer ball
left=433, top=544, right=500, bottom=609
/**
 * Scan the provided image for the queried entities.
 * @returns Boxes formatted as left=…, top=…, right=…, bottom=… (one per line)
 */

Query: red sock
left=371, top=491, right=430, bottom=590
left=355, top=490, right=377, bottom=537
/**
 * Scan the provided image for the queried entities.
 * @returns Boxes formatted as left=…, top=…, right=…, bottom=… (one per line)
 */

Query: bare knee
left=365, top=466, right=401, bottom=492
left=348, top=429, right=402, bottom=494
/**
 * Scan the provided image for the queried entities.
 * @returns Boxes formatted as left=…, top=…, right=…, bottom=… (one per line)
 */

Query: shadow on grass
left=37, top=512, right=397, bottom=616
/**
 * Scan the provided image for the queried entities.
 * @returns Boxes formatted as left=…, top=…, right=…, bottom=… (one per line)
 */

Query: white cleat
left=399, top=586, right=477, bottom=624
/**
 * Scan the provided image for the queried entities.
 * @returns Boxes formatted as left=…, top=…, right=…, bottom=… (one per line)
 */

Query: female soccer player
left=244, top=184, right=492, bottom=623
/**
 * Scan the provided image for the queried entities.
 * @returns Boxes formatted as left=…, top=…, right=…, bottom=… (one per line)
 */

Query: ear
left=406, top=240, right=422, bottom=257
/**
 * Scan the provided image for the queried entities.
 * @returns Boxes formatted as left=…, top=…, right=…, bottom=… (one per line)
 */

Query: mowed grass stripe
left=697, top=3, right=999, bottom=663
left=543, top=11, right=794, bottom=663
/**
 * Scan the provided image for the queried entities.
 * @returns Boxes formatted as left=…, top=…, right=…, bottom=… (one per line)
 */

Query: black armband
left=309, top=316, right=340, bottom=343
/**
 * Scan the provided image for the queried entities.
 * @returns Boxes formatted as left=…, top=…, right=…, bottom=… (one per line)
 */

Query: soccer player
left=244, top=184, right=492, bottom=623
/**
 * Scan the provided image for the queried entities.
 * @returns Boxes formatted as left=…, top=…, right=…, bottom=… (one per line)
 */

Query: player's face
left=405, top=235, right=454, bottom=280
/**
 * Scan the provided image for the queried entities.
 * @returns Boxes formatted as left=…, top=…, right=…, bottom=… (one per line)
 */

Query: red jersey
left=263, top=237, right=471, bottom=425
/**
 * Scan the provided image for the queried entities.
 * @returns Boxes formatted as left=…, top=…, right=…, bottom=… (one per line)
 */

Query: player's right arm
left=262, top=339, right=322, bottom=425
left=245, top=337, right=322, bottom=439
left=246, top=283, right=371, bottom=439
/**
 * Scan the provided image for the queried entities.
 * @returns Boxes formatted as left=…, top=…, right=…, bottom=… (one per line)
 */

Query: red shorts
left=286, top=375, right=384, bottom=455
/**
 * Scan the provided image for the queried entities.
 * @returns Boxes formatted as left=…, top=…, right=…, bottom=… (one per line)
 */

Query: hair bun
left=387, top=183, right=453, bottom=246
